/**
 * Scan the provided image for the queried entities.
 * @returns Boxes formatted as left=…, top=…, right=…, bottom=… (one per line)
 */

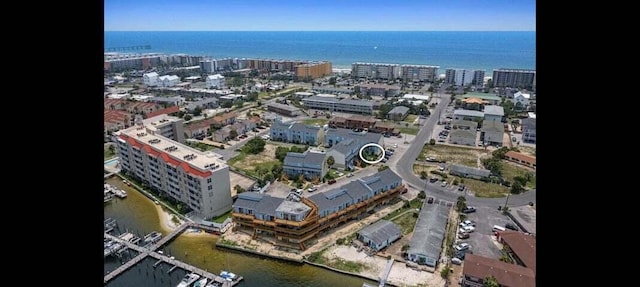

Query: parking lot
left=455, top=205, right=518, bottom=260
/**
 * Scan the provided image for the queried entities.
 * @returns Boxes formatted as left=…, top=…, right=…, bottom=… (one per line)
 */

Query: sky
left=104, top=0, right=536, bottom=31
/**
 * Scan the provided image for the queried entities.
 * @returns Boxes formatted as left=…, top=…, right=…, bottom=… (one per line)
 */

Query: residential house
left=206, top=74, right=225, bottom=89
left=213, top=125, right=235, bottom=142
left=283, top=150, right=327, bottom=181
left=143, top=72, right=159, bottom=87
left=329, top=115, right=377, bottom=130
left=356, top=220, right=401, bottom=252
left=387, top=106, right=410, bottom=121
left=449, top=129, right=476, bottom=146
left=270, top=119, right=323, bottom=145
left=521, top=118, right=536, bottom=144
left=512, top=91, right=530, bottom=109
left=496, top=231, right=536, bottom=274
left=104, top=110, right=133, bottom=134
left=185, top=98, right=219, bottom=112
left=462, top=254, right=535, bottom=287
left=481, top=120, right=505, bottom=146
left=504, top=151, right=536, bottom=169
left=158, top=75, right=180, bottom=87
left=212, top=111, right=238, bottom=128
left=460, top=92, right=501, bottom=105
left=324, top=128, right=384, bottom=171
left=266, top=102, right=302, bottom=117
left=483, top=105, right=505, bottom=122
left=453, top=109, right=484, bottom=122
left=449, top=164, right=491, bottom=180
left=407, top=203, right=449, bottom=267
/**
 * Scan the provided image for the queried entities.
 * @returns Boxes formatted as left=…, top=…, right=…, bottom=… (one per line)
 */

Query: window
left=207, top=178, right=212, bottom=183
left=208, top=185, right=212, bottom=191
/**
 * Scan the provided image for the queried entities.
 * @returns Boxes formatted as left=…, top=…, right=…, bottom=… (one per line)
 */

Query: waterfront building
left=400, top=64, right=439, bottom=82
left=232, top=169, right=404, bottom=250
left=115, top=115, right=231, bottom=218
left=356, top=220, right=401, bottom=252
left=407, top=202, right=449, bottom=267
left=351, top=62, right=401, bottom=80
left=492, top=68, right=536, bottom=90
left=295, top=61, right=332, bottom=80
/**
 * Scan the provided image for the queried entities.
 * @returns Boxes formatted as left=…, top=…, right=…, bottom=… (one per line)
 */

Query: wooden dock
left=104, top=225, right=243, bottom=286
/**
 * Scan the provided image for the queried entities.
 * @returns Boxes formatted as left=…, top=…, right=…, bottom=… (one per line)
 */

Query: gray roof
left=450, top=129, right=476, bottom=139
left=303, top=95, right=340, bottom=103
left=267, top=102, right=301, bottom=112
left=283, top=151, right=326, bottom=168
left=388, top=106, right=410, bottom=115
left=234, top=193, right=283, bottom=218
left=407, top=202, right=449, bottom=260
left=357, top=220, right=401, bottom=247
left=331, top=138, right=360, bottom=155
left=454, top=109, right=484, bottom=118
left=481, top=120, right=504, bottom=133
left=453, top=120, right=478, bottom=129
left=272, top=119, right=321, bottom=134
left=340, top=98, right=373, bottom=107
left=276, top=200, right=311, bottom=216
left=450, top=164, right=491, bottom=178
left=309, top=169, right=402, bottom=214
left=360, top=168, right=402, bottom=192
left=326, top=128, right=382, bottom=143
left=521, top=118, right=536, bottom=130
left=484, top=105, right=505, bottom=116
left=150, top=96, right=183, bottom=103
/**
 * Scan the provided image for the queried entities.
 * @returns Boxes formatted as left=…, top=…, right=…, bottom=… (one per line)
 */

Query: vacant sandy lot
left=323, top=245, right=445, bottom=287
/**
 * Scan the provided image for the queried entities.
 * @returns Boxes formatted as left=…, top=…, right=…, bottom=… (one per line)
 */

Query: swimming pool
left=104, top=157, right=119, bottom=165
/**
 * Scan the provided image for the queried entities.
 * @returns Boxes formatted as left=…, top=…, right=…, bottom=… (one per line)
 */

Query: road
left=393, top=92, right=536, bottom=208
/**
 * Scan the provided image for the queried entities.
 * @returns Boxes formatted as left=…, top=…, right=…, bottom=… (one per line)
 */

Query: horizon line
left=105, top=30, right=536, bottom=32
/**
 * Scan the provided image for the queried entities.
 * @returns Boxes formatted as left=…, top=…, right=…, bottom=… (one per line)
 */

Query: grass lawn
left=452, top=176, right=509, bottom=198
left=104, top=147, right=116, bottom=160
left=420, top=144, right=486, bottom=167
left=308, top=248, right=368, bottom=273
left=328, top=169, right=340, bottom=178
left=258, top=91, right=271, bottom=99
left=384, top=199, right=423, bottom=220
left=392, top=212, right=419, bottom=235
left=211, top=210, right=232, bottom=223
left=404, top=114, right=418, bottom=124
left=302, top=118, right=328, bottom=126
left=186, top=141, right=214, bottom=152
left=413, top=164, right=438, bottom=176
left=399, top=127, right=419, bottom=135
left=228, top=144, right=282, bottom=178
left=501, top=162, right=536, bottom=189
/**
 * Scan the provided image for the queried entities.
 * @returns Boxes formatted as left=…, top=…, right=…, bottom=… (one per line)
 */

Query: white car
left=460, top=220, right=476, bottom=227
left=454, top=243, right=471, bottom=251
left=459, top=225, right=475, bottom=233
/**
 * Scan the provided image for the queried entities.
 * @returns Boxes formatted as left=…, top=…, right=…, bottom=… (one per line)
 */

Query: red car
left=328, top=179, right=337, bottom=184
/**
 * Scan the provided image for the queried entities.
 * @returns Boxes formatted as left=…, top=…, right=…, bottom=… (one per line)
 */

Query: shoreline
left=154, top=203, right=212, bottom=238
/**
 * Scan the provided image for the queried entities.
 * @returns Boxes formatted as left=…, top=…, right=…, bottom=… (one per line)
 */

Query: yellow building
left=296, top=61, right=332, bottom=80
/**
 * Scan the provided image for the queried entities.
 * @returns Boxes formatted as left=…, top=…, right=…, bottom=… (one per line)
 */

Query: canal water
left=104, top=177, right=378, bottom=287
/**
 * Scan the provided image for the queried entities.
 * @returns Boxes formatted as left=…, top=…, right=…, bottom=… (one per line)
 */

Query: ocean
left=103, top=31, right=535, bottom=72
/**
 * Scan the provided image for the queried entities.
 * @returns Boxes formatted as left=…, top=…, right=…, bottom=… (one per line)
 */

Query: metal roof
left=407, top=202, right=450, bottom=260
left=450, top=164, right=491, bottom=178
left=283, top=151, right=326, bottom=168
left=357, top=220, right=401, bottom=247
left=483, top=105, right=505, bottom=116
left=234, top=193, right=283, bottom=218
left=453, top=109, right=484, bottom=118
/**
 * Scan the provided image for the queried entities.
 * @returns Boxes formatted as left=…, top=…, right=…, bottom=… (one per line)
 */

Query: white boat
left=219, top=271, right=237, bottom=281
left=193, top=278, right=208, bottom=287
left=176, top=273, right=200, bottom=287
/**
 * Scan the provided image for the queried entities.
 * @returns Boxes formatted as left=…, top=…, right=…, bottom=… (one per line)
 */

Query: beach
left=154, top=203, right=212, bottom=238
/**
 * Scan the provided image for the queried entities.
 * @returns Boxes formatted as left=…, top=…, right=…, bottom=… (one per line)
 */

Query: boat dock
left=104, top=183, right=127, bottom=198
left=104, top=222, right=242, bottom=285
left=378, top=258, right=394, bottom=287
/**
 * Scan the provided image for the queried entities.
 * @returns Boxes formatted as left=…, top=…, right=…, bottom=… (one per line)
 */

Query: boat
left=176, top=273, right=200, bottom=287
left=143, top=231, right=163, bottom=243
left=193, top=278, right=208, bottom=287
left=219, top=271, right=237, bottom=281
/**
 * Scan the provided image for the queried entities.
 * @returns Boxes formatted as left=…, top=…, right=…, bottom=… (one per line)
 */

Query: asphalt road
left=393, top=92, right=536, bottom=208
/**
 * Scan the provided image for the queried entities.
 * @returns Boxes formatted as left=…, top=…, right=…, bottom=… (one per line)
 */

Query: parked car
left=427, top=197, right=434, bottom=204
left=307, top=187, right=317, bottom=192
left=462, top=206, right=476, bottom=213
left=454, top=243, right=471, bottom=252
left=346, top=173, right=354, bottom=178
left=440, top=181, right=447, bottom=187
left=461, top=220, right=476, bottom=227
left=505, top=223, right=519, bottom=231
left=459, top=225, right=475, bottom=233
left=458, top=232, right=470, bottom=239
left=328, top=179, right=337, bottom=184
left=429, top=177, right=439, bottom=183
left=451, top=257, right=463, bottom=265
left=458, top=185, right=465, bottom=191
left=455, top=250, right=473, bottom=260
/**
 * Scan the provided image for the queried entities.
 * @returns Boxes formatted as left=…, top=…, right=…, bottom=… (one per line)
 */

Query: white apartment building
left=401, top=65, right=439, bottom=82
left=115, top=115, right=232, bottom=218
left=206, top=74, right=225, bottom=89
left=158, top=75, right=180, bottom=87
left=143, top=72, right=159, bottom=87
left=351, top=62, right=401, bottom=80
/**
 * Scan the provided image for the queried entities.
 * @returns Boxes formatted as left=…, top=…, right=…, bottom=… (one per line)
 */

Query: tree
left=483, top=275, right=499, bottom=287
left=513, top=175, right=528, bottom=186
left=418, top=190, right=426, bottom=199
left=378, top=165, right=389, bottom=171
left=234, top=184, right=245, bottom=194
left=492, top=147, right=510, bottom=159
left=326, top=156, right=335, bottom=168
left=510, top=181, right=525, bottom=194
left=420, top=171, right=428, bottom=179
left=456, top=196, right=467, bottom=212
left=329, top=77, right=337, bottom=85
left=193, top=107, right=202, bottom=116
left=275, top=146, right=290, bottom=162
left=234, top=100, right=244, bottom=109
left=229, top=129, right=238, bottom=140
left=184, top=114, right=193, bottom=121
left=429, top=139, right=436, bottom=145
left=221, top=101, right=233, bottom=108
left=242, top=137, right=266, bottom=154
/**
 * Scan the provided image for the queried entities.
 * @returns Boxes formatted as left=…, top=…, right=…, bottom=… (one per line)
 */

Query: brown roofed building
left=329, top=115, right=376, bottom=130
left=462, top=254, right=535, bottom=287
left=104, top=110, right=133, bottom=132
left=497, top=231, right=536, bottom=274
left=504, top=151, right=536, bottom=169
left=213, top=111, right=238, bottom=126
left=145, top=105, right=180, bottom=119
left=371, top=122, right=399, bottom=135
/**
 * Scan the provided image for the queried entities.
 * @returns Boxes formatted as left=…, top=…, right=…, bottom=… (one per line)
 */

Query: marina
left=104, top=224, right=243, bottom=286
left=104, top=183, right=127, bottom=198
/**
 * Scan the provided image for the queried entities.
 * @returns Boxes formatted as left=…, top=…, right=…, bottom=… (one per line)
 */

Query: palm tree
left=326, top=156, right=335, bottom=169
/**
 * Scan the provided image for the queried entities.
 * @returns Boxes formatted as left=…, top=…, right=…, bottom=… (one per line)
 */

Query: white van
left=492, top=225, right=506, bottom=232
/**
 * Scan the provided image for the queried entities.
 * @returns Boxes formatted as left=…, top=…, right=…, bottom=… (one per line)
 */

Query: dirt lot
left=229, top=172, right=256, bottom=197
left=321, top=245, right=446, bottom=287
left=420, top=144, right=490, bottom=167
left=229, top=143, right=280, bottom=172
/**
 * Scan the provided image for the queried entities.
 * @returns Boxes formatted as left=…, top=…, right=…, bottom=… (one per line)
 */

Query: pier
left=104, top=222, right=243, bottom=285
left=378, top=258, right=394, bottom=287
